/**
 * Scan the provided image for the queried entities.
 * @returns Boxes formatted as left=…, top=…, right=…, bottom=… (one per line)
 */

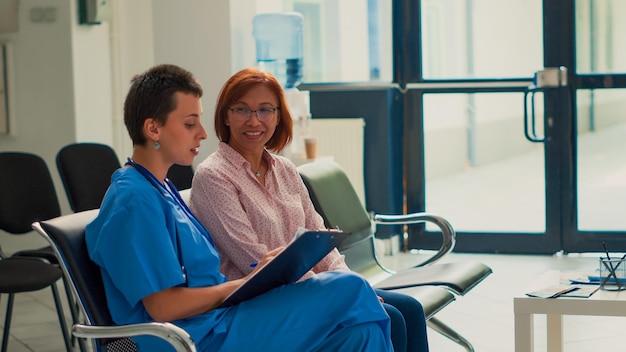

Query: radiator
left=309, top=118, right=366, bottom=205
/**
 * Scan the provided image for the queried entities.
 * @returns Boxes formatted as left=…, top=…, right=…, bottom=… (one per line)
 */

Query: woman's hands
left=143, top=246, right=286, bottom=322
left=248, top=246, right=284, bottom=275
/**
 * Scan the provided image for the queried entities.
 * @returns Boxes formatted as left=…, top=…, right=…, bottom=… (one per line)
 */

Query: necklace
left=252, top=158, right=264, bottom=178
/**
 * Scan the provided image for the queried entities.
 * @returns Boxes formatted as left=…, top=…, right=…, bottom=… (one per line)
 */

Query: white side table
left=514, top=270, right=626, bottom=352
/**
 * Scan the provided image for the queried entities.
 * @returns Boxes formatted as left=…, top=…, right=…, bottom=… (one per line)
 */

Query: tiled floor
left=2, top=250, right=624, bottom=351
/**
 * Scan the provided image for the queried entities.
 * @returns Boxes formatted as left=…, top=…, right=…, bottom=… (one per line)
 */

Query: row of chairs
left=298, top=160, right=493, bottom=351
left=0, top=143, right=194, bottom=352
left=56, top=143, right=194, bottom=213
left=3, top=143, right=492, bottom=351
left=35, top=158, right=489, bottom=352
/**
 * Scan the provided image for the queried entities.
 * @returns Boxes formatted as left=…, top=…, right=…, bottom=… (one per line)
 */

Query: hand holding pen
left=248, top=246, right=285, bottom=270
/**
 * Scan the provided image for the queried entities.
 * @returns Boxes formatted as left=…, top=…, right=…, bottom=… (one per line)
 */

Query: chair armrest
left=72, top=322, right=196, bottom=352
left=372, top=212, right=455, bottom=267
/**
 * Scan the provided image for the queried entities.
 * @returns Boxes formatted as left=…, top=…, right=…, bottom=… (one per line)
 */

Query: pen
left=602, top=242, right=621, bottom=289
left=249, top=262, right=258, bottom=268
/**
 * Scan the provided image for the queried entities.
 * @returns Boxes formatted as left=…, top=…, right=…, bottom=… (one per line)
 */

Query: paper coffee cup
left=304, top=136, right=318, bottom=159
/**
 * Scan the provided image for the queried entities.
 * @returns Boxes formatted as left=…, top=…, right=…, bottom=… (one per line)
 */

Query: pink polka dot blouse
left=190, top=142, right=348, bottom=280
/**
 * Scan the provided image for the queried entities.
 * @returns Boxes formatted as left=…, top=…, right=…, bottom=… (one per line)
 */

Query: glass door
left=403, top=0, right=626, bottom=254
left=564, top=0, right=626, bottom=252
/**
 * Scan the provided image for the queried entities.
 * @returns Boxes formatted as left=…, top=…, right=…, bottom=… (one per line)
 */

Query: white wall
left=150, top=0, right=232, bottom=163
left=0, top=0, right=113, bottom=253
left=72, top=8, right=113, bottom=145
left=0, top=0, right=236, bottom=253
left=109, top=0, right=155, bottom=159
left=110, top=0, right=235, bottom=164
left=0, top=0, right=112, bottom=211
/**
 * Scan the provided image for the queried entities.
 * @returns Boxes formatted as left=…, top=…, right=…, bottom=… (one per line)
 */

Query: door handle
left=523, top=87, right=546, bottom=142
left=523, top=67, right=568, bottom=143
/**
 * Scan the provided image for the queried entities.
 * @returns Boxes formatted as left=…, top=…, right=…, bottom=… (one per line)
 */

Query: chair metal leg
left=427, top=317, right=474, bottom=352
left=50, top=283, right=73, bottom=352
left=1, top=293, right=14, bottom=352
left=61, top=273, right=83, bottom=350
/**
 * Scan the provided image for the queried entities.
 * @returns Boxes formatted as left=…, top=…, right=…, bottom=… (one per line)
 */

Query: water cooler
left=253, top=12, right=311, bottom=158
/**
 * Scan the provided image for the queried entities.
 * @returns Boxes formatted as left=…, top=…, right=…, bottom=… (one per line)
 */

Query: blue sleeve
left=89, top=192, right=185, bottom=308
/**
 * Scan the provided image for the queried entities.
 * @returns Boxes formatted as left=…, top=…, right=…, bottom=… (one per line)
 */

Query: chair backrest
left=297, top=160, right=376, bottom=272
left=56, top=143, right=121, bottom=212
left=35, top=211, right=197, bottom=352
left=167, top=164, right=194, bottom=191
left=0, top=152, right=61, bottom=234
left=33, top=210, right=112, bottom=327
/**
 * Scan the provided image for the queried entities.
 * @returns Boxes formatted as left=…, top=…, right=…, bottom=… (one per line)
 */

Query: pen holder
left=599, top=257, right=626, bottom=291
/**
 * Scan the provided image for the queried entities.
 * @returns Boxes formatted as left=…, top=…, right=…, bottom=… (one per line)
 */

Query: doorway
left=404, top=0, right=626, bottom=254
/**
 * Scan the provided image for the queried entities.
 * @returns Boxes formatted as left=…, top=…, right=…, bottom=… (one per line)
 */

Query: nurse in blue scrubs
left=85, top=64, right=393, bottom=352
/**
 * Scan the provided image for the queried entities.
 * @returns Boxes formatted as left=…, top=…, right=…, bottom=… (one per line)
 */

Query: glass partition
left=420, top=0, right=542, bottom=79
left=577, top=89, right=626, bottom=230
left=424, top=92, right=546, bottom=233
left=230, top=0, right=392, bottom=83
left=576, top=0, right=626, bottom=74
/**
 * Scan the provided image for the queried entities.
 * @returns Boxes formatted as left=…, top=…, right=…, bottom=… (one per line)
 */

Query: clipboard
left=218, top=229, right=350, bottom=308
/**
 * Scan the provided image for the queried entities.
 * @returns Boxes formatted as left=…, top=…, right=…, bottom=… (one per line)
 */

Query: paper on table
left=559, top=285, right=600, bottom=298
left=525, top=285, right=580, bottom=298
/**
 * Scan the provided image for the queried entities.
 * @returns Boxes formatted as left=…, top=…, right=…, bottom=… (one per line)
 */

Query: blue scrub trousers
left=197, top=271, right=393, bottom=352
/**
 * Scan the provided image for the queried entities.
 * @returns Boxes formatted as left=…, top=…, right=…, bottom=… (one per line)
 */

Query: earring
left=154, top=141, right=160, bottom=149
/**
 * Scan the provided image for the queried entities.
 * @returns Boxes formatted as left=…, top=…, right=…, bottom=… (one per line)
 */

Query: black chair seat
left=13, top=246, right=58, bottom=263
left=0, top=258, right=63, bottom=293
left=390, top=286, right=455, bottom=319
left=375, top=261, right=493, bottom=295
left=0, top=152, right=73, bottom=352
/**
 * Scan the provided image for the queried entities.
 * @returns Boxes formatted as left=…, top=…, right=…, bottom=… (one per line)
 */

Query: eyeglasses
left=228, top=107, right=279, bottom=122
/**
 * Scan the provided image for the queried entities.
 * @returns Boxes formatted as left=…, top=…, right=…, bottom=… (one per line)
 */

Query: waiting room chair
left=167, top=164, right=194, bottom=191
left=0, top=152, right=72, bottom=352
left=56, top=143, right=122, bottom=212
left=0, top=257, right=71, bottom=352
left=178, top=187, right=456, bottom=341
left=298, top=159, right=493, bottom=352
left=33, top=210, right=197, bottom=352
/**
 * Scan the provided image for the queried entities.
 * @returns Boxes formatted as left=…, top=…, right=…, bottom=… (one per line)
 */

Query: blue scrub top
left=86, top=167, right=229, bottom=349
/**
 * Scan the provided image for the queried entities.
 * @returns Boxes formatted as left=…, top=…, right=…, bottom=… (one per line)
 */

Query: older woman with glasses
left=190, top=67, right=429, bottom=352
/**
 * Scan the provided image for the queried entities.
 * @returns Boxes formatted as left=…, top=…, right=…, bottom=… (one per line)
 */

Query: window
left=229, top=0, right=392, bottom=84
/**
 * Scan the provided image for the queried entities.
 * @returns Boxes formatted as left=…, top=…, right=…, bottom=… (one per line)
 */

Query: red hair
left=214, top=67, right=293, bottom=153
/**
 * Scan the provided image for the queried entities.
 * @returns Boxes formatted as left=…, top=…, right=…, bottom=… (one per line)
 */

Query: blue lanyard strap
left=124, top=158, right=214, bottom=245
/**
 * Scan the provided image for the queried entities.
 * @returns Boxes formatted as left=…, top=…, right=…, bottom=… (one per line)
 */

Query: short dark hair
left=124, top=64, right=203, bottom=145
left=214, top=67, right=293, bottom=153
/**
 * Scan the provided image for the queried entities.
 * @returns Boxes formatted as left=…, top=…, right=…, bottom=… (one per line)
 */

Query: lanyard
left=124, top=158, right=214, bottom=246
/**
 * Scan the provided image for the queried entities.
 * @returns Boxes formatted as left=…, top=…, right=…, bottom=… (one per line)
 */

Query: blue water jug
left=253, top=12, right=303, bottom=89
